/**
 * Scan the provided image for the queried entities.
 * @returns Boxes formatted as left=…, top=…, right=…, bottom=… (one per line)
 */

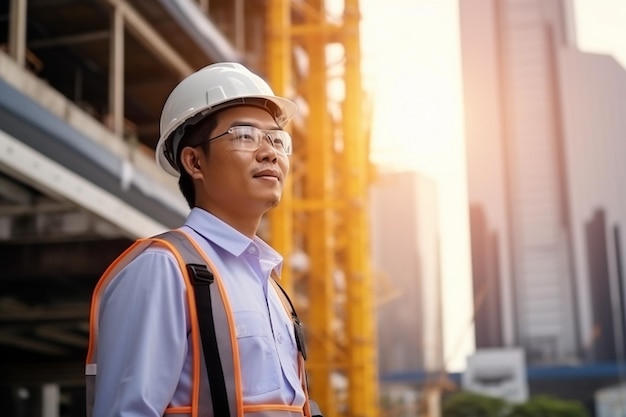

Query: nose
left=257, top=133, right=278, bottom=161
left=263, top=132, right=274, bottom=147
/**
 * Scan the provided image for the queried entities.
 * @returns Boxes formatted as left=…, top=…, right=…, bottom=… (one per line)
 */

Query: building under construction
left=0, top=1, right=378, bottom=416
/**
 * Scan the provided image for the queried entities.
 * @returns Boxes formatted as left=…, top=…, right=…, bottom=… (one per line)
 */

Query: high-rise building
left=370, top=171, right=443, bottom=375
left=557, top=47, right=626, bottom=364
left=459, top=0, right=626, bottom=368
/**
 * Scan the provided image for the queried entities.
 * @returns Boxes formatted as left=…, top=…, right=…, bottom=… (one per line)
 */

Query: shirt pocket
left=235, top=310, right=281, bottom=396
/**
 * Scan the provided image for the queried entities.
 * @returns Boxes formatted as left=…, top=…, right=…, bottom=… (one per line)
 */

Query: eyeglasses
left=204, top=125, right=293, bottom=155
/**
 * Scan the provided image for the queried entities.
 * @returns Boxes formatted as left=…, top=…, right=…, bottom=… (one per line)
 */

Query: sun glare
left=360, top=0, right=474, bottom=372
left=361, top=0, right=464, bottom=176
left=371, top=69, right=462, bottom=173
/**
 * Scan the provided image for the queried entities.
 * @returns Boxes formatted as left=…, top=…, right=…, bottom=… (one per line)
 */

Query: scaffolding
left=266, top=1, right=378, bottom=417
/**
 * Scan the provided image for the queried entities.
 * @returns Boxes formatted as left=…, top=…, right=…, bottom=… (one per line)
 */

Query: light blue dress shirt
left=93, top=208, right=306, bottom=417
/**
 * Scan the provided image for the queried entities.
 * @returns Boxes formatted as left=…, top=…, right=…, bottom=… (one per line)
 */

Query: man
left=87, top=62, right=319, bottom=417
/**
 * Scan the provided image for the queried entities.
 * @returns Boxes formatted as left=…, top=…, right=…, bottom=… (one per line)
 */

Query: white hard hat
left=155, top=62, right=297, bottom=176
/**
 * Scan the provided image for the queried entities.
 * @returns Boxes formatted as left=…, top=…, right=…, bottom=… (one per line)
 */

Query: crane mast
left=266, top=1, right=378, bottom=416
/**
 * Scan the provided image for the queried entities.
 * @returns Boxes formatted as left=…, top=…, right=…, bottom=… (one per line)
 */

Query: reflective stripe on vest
left=85, top=229, right=310, bottom=417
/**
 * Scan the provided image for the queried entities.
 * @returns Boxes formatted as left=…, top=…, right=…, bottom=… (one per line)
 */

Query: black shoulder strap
left=154, top=231, right=230, bottom=417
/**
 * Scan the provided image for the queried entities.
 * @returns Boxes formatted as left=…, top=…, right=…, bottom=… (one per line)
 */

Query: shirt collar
left=185, top=208, right=284, bottom=272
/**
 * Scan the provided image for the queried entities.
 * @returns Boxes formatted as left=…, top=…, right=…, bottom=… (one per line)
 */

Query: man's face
left=194, top=105, right=290, bottom=221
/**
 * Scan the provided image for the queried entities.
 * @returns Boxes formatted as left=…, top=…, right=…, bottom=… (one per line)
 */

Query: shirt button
left=247, top=246, right=256, bottom=254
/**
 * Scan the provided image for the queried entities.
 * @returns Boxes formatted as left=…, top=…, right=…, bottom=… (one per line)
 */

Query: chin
left=264, top=195, right=281, bottom=209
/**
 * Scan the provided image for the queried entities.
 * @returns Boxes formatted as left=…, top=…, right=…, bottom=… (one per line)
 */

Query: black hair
left=177, top=114, right=219, bottom=208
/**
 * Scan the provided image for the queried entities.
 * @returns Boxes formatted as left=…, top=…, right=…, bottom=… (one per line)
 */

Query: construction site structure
left=265, top=1, right=377, bottom=416
left=0, top=1, right=377, bottom=416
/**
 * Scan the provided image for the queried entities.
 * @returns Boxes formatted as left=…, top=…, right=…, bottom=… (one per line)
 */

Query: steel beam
left=0, top=330, right=68, bottom=355
left=36, top=325, right=89, bottom=348
left=266, top=0, right=294, bottom=291
left=301, top=1, right=337, bottom=413
left=8, top=0, right=27, bottom=68
left=104, top=0, right=193, bottom=79
left=28, top=31, right=110, bottom=48
left=342, top=1, right=378, bottom=415
left=109, top=4, right=125, bottom=138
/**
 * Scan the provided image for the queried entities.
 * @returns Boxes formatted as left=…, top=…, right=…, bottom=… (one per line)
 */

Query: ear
left=179, top=147, right=204, bottom=179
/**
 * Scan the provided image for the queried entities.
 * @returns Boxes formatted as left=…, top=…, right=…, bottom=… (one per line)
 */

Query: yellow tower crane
left=265, top=2, right=378, bottom=417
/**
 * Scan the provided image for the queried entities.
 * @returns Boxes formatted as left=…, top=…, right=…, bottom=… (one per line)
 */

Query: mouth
left=253, top=169, right=281, bottom=182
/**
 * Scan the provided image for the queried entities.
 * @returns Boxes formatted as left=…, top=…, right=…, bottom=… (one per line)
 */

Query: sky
left=358, top=0, right=626, bottom=372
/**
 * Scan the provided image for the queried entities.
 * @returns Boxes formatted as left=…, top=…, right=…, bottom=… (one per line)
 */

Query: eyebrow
left=228, top=121, right=281, bottom=130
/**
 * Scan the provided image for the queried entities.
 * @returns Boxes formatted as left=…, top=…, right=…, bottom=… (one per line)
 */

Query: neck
left=195, top=205, right=261, bottom=239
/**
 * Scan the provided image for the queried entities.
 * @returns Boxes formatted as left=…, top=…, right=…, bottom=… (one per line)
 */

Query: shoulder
left=102, top=243, right=187, bottom=300
left=127, top=243, right=182, bottom=275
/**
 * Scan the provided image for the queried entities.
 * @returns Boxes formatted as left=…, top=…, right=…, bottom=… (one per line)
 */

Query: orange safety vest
left=86, top=229, right=316, bottom=417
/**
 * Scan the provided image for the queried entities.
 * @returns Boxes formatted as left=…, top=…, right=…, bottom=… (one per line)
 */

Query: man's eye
left=273, top=137, right=285, bottom=146
left=233, top=130, right=256, bottom=141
